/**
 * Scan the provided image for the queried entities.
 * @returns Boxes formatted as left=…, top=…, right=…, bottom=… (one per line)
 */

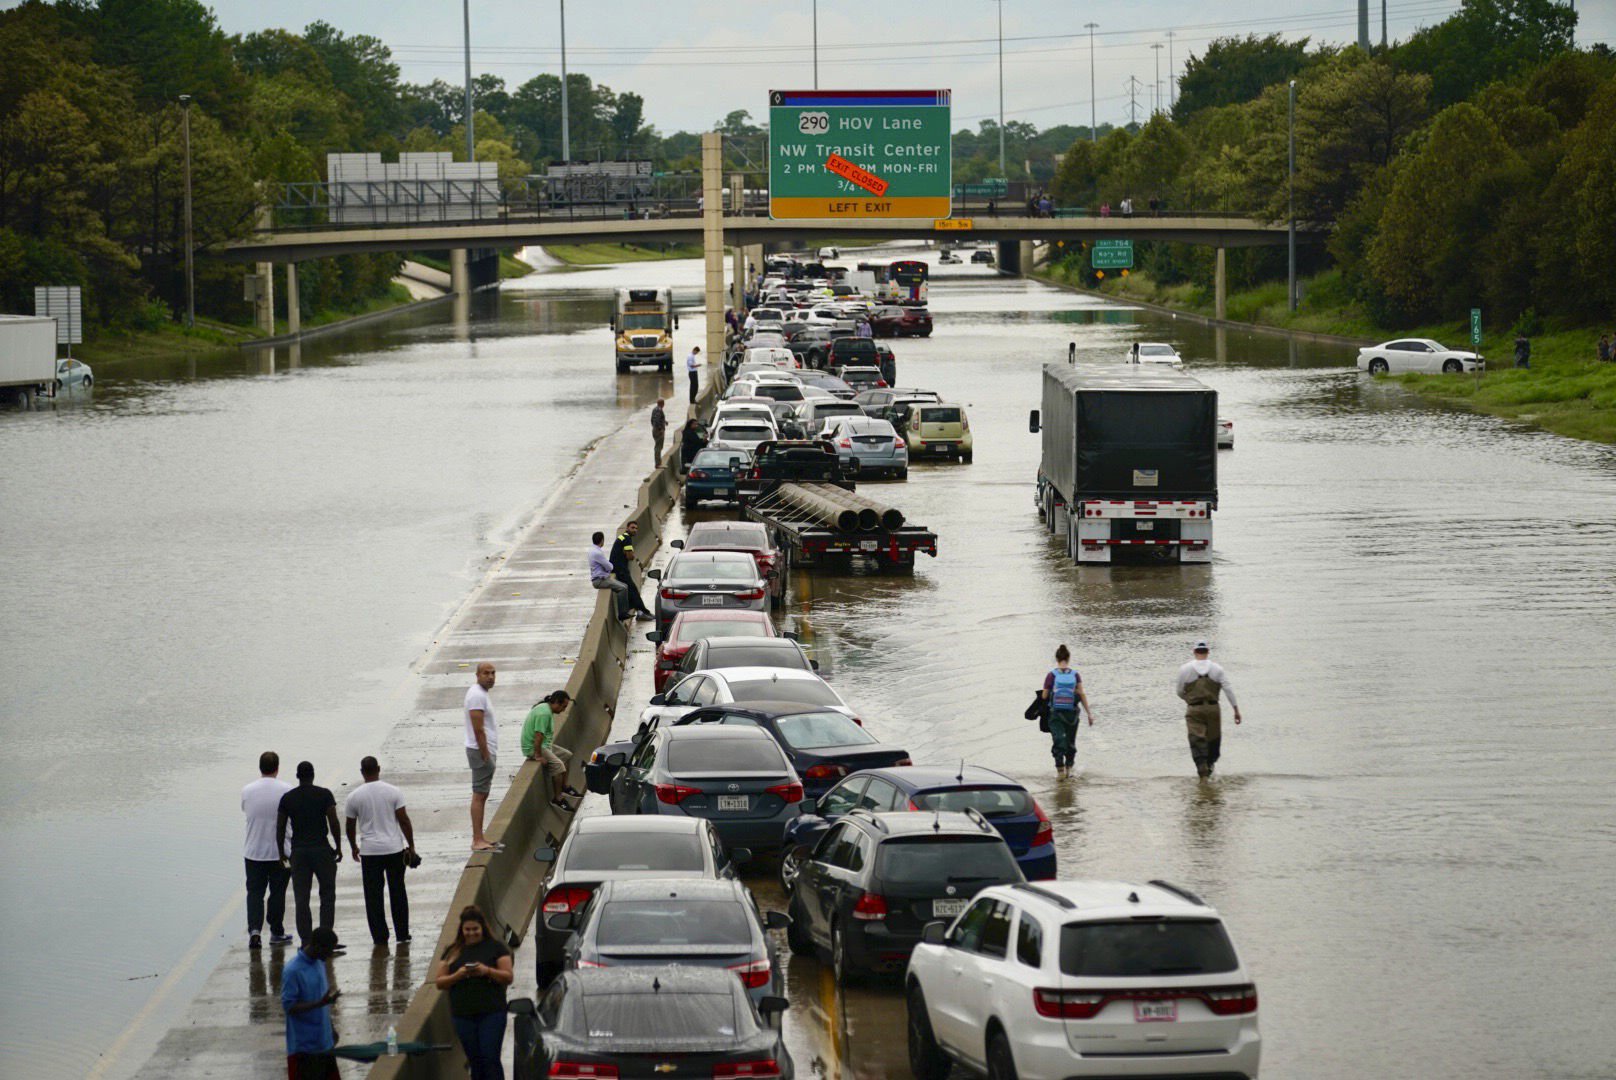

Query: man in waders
left=1175, top=641, right=1241, bottom=779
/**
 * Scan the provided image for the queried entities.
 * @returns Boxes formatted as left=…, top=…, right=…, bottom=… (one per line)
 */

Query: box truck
left=0, top=315, right=58, bottom=408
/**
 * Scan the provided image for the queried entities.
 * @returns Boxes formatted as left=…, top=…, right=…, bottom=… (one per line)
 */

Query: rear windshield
left=703, top=645, right=809, bottom=669
left=690, top=451, right=748, bottom=469
left=728, top=679, right=839, bottom=706
left=668, top=738, right=786, bottom=773
left=716, top=425, right=772, bottom=440
left=876, top=837, right=1021, bottom=887
left=1059, top=919, right=1239, bottom=977
left=752, top=310, right=782, bottom=320
left=775, top=711, right=875, bottom=749
left=751, top=385, right=804, bottom=402
left=1138, top=345, right=1176, bottom=356
left=596, top=900, right=752, bottom=947
left=919, top=407, right=961, bottom=423
left=687, top=526, right=767, bottom=549
left=816, top=404, right=864, bottom=417
left=565, top=832, right=705, bottom=872
left=910, top=787, right=1032, bottom=818
left=578, top=991, right=752, bottom=1043
left=674, top=621, right=770, bottom=643
left=669, top=557, right=757, bottom=582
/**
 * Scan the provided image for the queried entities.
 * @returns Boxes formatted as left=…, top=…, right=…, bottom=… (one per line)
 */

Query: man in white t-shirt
left=343, top=756, right=415, bottom=946
left=241, top=751, right=294, bottom=950
left=464, top=661, right=500, bottom=852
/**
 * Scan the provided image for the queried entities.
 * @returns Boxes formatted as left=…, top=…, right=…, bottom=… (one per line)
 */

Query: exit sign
left=1091, top=239, right=1134, bottom=270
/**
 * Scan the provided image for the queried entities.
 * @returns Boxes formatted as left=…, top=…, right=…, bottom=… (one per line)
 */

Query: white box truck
left=0, top=315, right=58, bottom=408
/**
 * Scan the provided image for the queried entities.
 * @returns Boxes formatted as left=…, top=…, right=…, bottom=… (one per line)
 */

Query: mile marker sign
left=769, top=89, right=952, bottom=219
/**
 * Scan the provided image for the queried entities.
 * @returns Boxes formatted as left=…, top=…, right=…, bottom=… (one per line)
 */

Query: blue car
left=777, top=764, right=1055, bottom=892
left=683, top=447, right=752, bottom=510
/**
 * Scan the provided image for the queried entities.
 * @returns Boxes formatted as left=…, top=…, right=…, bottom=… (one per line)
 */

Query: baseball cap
left=1193, top=641, right=1210, bottom=651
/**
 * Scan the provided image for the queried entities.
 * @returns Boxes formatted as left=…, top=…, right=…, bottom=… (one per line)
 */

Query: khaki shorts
left=537, top=744, right=573, bottom=777
left=466, top=747, right=496, bottom=794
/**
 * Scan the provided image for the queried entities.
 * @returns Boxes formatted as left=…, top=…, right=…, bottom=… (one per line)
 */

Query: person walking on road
left=650, top=398, right=668, bottom=468
left=343, top=756, right=415, bottom=947
left=277, top=761, right=344, bottom=951
left=523, top=690, right=583, bottom=810
left=680, top=417, right=707, bottom=473
left=434, top=904, right=513, bottom=1080
left=1040, top=645, right=1094, bottom=778
left=242, top=751, right=293, bottom=950
left=282, top=927, right=342, bottom=1079
left=588, top=531, right=629, bottom=616
left=1176, top=641, right=1242, bottom=779
left=465, top=662, right=501, bottom=853
left=686, top=346, right=701, bottom=403
left=610, top=521, right=655, bottom=622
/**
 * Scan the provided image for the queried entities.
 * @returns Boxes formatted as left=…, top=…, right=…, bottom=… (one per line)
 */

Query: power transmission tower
left=1124, top=76, right=1143, bottom=127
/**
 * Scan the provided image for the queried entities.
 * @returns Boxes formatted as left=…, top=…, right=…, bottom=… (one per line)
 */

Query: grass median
left=544, top=242, right=703, bottom=265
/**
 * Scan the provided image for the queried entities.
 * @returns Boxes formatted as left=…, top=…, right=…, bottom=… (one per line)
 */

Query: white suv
left=905, top=880, right=1260, bottom=1079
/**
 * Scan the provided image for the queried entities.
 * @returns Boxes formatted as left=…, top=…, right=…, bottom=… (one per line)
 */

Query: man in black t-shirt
left=277, top=761, right=345, bottom=951
left=609, top=522, right=654, bottom=622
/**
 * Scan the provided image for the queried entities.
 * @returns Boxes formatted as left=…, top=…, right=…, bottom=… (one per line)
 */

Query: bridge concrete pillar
left=285, top=262, right=300, bottom=336
left=732, top=245, right=744, bottom=313
left=1019, top=240, right=1036, bottom=276
left=702, top=133, right=726, bottom=377
left=449, top=249, right=470, bottom=296
left=1214, top=247, right=1227, bottom=321
left=254, top=260, right=275, bottom=335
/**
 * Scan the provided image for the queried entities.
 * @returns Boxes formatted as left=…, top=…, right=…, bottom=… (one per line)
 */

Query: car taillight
left=655, top=783, right=700, bottom=804
left=765, top=781, right=804, bottom=803
left=1033, top=988, right=1105, bottom=1019
left=736, top=587, right=766, bottom=601
left=852, top=893, right=888, bottom=921
left=660, top=589, right=691, bottom=600
left=575, top=959, right=607, bottom=968
left=748, top=467, right=761, bottom=480
left=550, top=1063, right=618, bottom=1079
left=893, top=437, right=906, bottom=449
left=876, top=380, right=888, bottom=388
left=713, top=1061, right=781, bottom=1079
left=689, top=469, right=709, bottom=480
left=542, top=885, right=594, bottom=914
left=1031, top=801, right=1053, bottom=850
left=727, top=958, right=772, bottom=990
left=894, top=757, right=912, bottom=766
left=961, top=417, right=970, bottom=431
left=838, top=438, right=852, bottom=448
left=803, top=763, right=845, bottom=780
left=1205, top=984, right=1259, bottom=1015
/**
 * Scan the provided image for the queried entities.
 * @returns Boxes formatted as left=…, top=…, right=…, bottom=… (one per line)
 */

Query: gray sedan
left=647, top=551, right=768, bottom=637
left=821, top=416, right=908, bottom=479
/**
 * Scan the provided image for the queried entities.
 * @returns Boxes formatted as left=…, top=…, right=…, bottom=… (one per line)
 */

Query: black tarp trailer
left=743, top=481, right=938, bottom=572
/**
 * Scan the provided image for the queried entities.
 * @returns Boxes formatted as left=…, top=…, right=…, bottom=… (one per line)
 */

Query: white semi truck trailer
left=0, top=315, right=58, bottom=409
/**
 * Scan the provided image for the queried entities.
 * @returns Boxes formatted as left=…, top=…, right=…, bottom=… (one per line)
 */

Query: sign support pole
left=702, top=133, right=726, bottom=384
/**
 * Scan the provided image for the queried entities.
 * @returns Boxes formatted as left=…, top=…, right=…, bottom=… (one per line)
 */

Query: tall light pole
left=1287, top=79, right=1297, bottom=312
left=994, top=0, right=1005, bottom=176
left=559, top=0, right=570, bottom=160
left=461, top=0, right=475, bottom=160
left=1085, top=22, right=1098, bottom=141
left=812, top=0, right=818, bottom=89
left=179, top=94, right=194, bottom=329
left=1151, top=43, right=1163, bottom=117
left=1166, top=30, right=1175, bottom=112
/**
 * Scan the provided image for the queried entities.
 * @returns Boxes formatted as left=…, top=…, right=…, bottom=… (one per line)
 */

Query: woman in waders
left=1040, top=645, right=1094, bottom=778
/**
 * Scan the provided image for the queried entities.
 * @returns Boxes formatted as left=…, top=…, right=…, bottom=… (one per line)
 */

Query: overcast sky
left=205, top=1, right=1613, bottom=135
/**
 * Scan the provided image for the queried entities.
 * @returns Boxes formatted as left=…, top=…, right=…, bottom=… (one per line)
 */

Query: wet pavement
left=6, top=249, right=1616, bottom=1078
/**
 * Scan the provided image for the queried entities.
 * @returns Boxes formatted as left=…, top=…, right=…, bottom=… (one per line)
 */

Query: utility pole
left=812, top=0, right=818, bottom=89
left=179, top=94, right=194, bottom=329
left=1124, top=76, right=1143, bottom=128
left=559, top=0, right=570, bottom=161
left=1357, top=0, right=1370, bottom=51
left=1151, top=44, right=1164, bottom=117
left=1166, top=30, right=1176, bottom=112
left=1085, top=22, right=1098, bottom=142
left=994, top=0, right=1005, bottom=176
left=462, top=0, right=474, bottom=161
left=1287, top=79, right=1297, bottom=312
left=1381, top=0, right=1388, bottom=48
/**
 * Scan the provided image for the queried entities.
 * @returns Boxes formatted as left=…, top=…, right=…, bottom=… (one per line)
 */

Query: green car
left=900, top=402, right=973, bottom=462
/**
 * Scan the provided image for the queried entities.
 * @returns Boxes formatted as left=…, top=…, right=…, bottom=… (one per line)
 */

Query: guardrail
left=367, top=379, right=716, bottom=1080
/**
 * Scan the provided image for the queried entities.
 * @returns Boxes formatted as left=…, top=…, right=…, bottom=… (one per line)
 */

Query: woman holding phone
left=434, top=904, right=513, bottom=1080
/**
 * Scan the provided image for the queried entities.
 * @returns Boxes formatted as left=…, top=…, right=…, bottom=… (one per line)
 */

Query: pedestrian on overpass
left=241, top=750, right=293, bottom=951
left=686, top=345, right=702, bottom=403
left=344, top=756, right=415, bottom=947
left=1040, top=645, right=1094, bottom=778
left=611, top=521, right=656, bottom=623
left=651, top=398, right=667, bottom=468
left=276, top=762, right=344, bottom=952
left=464, top=662, right=501, bottom=853
left=1176, top=641, right=1242, bottom=780
left=523, top=690, right=583, bottom=809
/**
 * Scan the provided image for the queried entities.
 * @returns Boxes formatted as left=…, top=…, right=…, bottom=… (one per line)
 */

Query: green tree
left=1536, top=77, right=1616, bottom=321
left=1393, top=0, right=1577, bottom=107
left=1174, top=35, right=1312, bottom=119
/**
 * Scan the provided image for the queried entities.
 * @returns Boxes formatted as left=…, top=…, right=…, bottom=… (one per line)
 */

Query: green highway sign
left=953, top=179, right=1008, bottom=198
left=769, top=89, right=952, bottom=219
left=1091, top=239, right=1134, bottom=270
left=1470, top=307, right=1482, bottom=348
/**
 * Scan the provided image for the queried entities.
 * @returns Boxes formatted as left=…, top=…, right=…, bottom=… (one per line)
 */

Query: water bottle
left=386, top=1025, right=398, bottom=1057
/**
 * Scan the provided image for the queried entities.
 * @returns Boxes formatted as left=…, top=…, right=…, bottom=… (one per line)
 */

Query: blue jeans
left=1049, top=709, right=1078, bottom=767
left=452, top=1010, right=507, bottom=1080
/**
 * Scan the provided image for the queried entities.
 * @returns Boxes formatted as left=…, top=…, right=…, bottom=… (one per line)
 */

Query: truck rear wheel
left=616, top=359, right=629, bottom=374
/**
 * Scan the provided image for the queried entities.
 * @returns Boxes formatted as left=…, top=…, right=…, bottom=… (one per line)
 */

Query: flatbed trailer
left=743, top=482, right=938, bottom=571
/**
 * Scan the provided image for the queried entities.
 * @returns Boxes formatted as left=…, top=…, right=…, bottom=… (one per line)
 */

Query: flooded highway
left=6, top=248, right=1616, bottom=1078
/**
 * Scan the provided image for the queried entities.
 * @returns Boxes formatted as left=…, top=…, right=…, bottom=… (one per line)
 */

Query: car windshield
left=595, top=899, right=752, bottom=947
left=565, top=832, right=705, bottom=872
left=919, top=407, right=961, bottom=423
left=667, top=738, right=786, bottom=773
left=690, top=451, right=748, bottom=469
left=910, top=787, right=1032, bottom=818
left=775, top=711, right=875, bottom=749
left=728, top=678, right=839, bottom=706
left=876, top=837, right=1021, bottom=886
left=668, top=556, right=758, bottom=582
left=577, top=991, right=753, bottom=1043
left=623, top=314, right=665, bottom=330
left=703, top=645, right=808, bottom=669
left=673, top=620, right=770, bottom=644
left=1059, top=919, right=1240, bottom=977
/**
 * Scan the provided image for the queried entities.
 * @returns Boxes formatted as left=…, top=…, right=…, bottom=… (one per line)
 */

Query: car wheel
left=1368, top=358, right=1389, bottom=375
left=52, top=379, right=62, bottom=392
left=961, top=452, right=973, bottom=464
left=898, top=467, right=908, bottom=480
left=778, top=847, right=802, bottom=893
left=831, top=921, right=860, bottom=986
left=907, top=985, right=952, bottom=1080
left=986, top=1030, right=1018, bottom=1080
left=82, top=376, right=92, bottom=388
left=616, top=360, right=629, bottom=375
left=1442, top=359, right=1463, bottom=373
left=683, top=494, right=696, bottom=511
left=785, top=895, right=814, bottom=956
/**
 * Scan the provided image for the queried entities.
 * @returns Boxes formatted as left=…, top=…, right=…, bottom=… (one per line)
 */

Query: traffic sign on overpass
left=769, top=89, right=951, bottom=220
left=1091, top=239, right=1134, bottom=269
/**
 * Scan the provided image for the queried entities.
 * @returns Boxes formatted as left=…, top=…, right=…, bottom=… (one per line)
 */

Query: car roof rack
left=1011, top=883, right=1076, bottom=910
left=1147, top=879, right=1206, bottom=906
left=845, top=808, right=889, bottom=832
left=963, top=807, right=996, bottom=834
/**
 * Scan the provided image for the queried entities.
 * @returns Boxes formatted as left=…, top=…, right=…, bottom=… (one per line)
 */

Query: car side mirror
left=606, top=752, right=627, bottom=767
left=646, top=568, right=662, bottom=580
left=670, top=539, right=684, bottom=549
left=810, top=659, right=820, bottom=671
left=508, top=997, right=536, bottom=1016
left=764, top=911, right=792, bottom=931
left=922, top=921, right=948, bottom=946
left=532, top=845, right=557, bottom=863
left=1028, top=408, right=1040, bottom=433
left=646, top=631, right=663, bottom=643
left=650, top=693, right=669, bottom=706
left=729, top=847, right=753, bottom=866
left=782, top=631, right=799, bottom=641
left=800, top=797, right=818, bottom=816
left=759, top=996, right=790, bottom=1017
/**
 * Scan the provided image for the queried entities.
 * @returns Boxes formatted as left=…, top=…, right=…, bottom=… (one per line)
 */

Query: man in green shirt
left=521, top=691, right=581, bottom=809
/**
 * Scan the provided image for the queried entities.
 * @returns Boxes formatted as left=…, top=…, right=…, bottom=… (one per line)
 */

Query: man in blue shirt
left=282, top=927, right=341, bottom=1078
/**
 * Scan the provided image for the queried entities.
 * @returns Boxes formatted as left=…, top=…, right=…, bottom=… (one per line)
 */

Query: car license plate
left=702, top=594, right=723, bottom=605
left=932, top=899, right=967, bottom=917
left=860, top=540, right=878, bottom=552
left=715, top=488, right=732, bottom=496
left=717, top=795, right=749, bottom=811
left=1134, top=999, right=1177, bottom=1023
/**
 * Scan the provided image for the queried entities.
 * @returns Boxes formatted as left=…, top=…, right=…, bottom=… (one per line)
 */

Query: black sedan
left=510, top=966, right=793, bottom=1079
left=672, top=701, right=911, bottom=801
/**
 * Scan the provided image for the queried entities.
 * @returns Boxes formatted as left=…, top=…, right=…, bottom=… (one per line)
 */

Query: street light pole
left=1085, top=22, right=1098, bottom=142
left=462, top=0, right=475, bottom=161
left=559, top=0, right=570, bottom=161
left=995, top=0, right=1005, bottom=176
left=1151, top=43, right=1163, bottom=117
left=1166, top=30, right=1175, bottom=112
left=179, top=94, right=194, bottom=329
left=1287, top=79, right=1297, bottom=312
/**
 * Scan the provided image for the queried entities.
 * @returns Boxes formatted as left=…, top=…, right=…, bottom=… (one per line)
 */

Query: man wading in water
left=1176, top=641, right=1242, bottom=779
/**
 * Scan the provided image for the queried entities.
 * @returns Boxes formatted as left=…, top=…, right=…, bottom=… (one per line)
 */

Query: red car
left=672, top=521, right=787, bottom=609
left=869, top=304, right=933, bottom=338
left=647, top=609, right=776, bottom=694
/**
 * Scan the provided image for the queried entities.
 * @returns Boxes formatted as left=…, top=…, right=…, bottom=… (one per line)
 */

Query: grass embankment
left=410, top=253, right=534, bottom=279
left=1036, top=263, right=1616, bottom=445
left=543, top=242, right=704, bottom=265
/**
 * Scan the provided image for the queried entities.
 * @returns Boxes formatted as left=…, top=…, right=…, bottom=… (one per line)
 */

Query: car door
left=1417, top=342, right=1445, bottom=373
left=930, top=897, right=995, bottom=1051
left=610, top=730, right=658, bottom=814
left=798, top=822, right=851, bottom=942
left=815, top=827, right=869, bottom=947
left=857, top=777, right=900, bottom=812
left=1383, top=340, right=1417, bottom=373
left=958, top=900, right=1017, bottom=1067
left=645, top=675, right=705, bottom=725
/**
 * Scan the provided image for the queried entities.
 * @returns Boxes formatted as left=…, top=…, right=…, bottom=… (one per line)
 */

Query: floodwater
left=6, top=247, right=1616, bottom=1079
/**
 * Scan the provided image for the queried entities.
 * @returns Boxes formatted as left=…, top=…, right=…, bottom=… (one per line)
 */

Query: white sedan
left=54, top=358, right=94, bottom=391
left=1217, top=418, right=1234, bottom=449
left=1358, top=338, right=1484, bottom=374
left=640, top=667, right=858, bottom=727
left=1128, top=342, right=1184, bottom=369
